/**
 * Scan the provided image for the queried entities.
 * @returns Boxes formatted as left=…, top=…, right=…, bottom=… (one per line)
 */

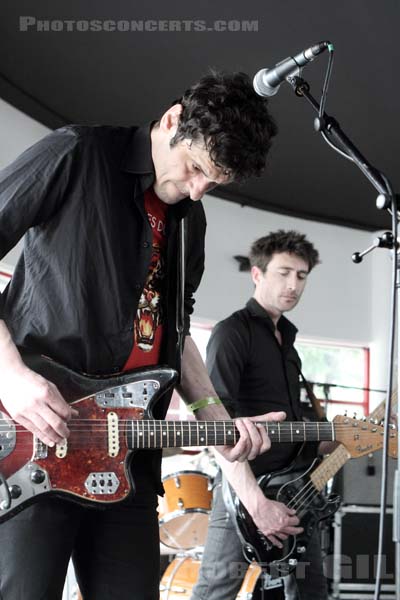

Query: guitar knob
left=31, top=470, right=46, bottom=484
left=288, top=558, right=298, bottom=566
left=296, top=546, right=306, bottom=554
left=9, top=485, right=22, bottom=499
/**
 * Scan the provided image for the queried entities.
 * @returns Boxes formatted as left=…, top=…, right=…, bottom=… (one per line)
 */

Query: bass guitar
left=0, top=353, right=397, bottom=523
left=223, top=418, right=397, bottom=575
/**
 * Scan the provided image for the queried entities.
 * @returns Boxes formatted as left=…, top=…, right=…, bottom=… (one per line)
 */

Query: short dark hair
left=249, top=230, right=320, bottom=272
left=170, top=71, right=278, bottom=182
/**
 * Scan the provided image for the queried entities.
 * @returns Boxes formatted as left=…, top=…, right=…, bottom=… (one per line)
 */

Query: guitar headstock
left=333, top=415, right=398, bottom=458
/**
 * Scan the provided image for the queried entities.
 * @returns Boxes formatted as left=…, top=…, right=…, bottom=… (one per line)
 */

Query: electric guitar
left=0, top=353, right=397, bottom=523
left=223, top=398, right=398, bottom=575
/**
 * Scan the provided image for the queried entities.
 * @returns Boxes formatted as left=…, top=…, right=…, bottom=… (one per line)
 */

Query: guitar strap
left=297, top=367, right=326, bottom=421
left=175, top=218, right=186, bottom=376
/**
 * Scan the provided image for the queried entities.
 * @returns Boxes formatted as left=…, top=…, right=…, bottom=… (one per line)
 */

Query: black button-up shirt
left=0, top=123, right=208, bottom=494
left=206, top=298, right=303, bottom=475
left=0, top=124, right=206, bottom=384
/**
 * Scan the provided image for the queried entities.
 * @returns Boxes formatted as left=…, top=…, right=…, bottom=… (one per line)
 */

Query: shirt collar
left=245, top=298, right=298, bottom=343
left=121, top=121, right=196, bottom=219
left=121, top=122, right=155, bottom=176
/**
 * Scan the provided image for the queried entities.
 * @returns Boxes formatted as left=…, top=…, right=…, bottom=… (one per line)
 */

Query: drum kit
left=159, top=469, right=213, bottom=550
left=160, top=555, right=265, bottom=600
left=158, top=448, right=215, bottom=599
left=158, top=449, right=282, bottom=600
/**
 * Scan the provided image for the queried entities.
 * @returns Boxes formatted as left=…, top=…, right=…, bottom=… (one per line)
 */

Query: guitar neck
left=127, top=420, right=336, bottom=449
left=369, top=390, right=397, bottom=423
left=309, top=444, right=351, bottom=491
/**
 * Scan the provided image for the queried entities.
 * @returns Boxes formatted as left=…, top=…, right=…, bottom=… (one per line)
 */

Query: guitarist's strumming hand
left=250, top=493, right=303, bottom=549
left=0, top=320, right=78, bottom=447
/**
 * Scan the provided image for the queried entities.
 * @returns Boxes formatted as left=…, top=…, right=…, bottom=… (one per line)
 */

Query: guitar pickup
left=107, top=412, right=119, bottom=457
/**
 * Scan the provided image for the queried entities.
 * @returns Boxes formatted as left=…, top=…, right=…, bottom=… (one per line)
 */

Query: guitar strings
left=0, top=418, right=391, bottom=456
left=285, top=479, right=320, bottom=513
left=0, top=420, right=390, bottom=447
left=0, top=417, right=384, bottom=431
left=0, top=420, right=390, bottom=438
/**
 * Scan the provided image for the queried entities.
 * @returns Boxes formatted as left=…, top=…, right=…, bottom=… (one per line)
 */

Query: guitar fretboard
left=126, top=420, right=336, bottom=449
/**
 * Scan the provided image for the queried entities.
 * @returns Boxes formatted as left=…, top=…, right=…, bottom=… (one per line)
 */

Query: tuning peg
left=344, top=410, right=348, bottom=417
left=353, top=412, right=357, bottom=419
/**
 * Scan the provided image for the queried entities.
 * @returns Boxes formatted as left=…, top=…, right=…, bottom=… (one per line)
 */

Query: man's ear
left=251, top=265, right=262, bottom=286
left=159, top=104, right=183, bottom=136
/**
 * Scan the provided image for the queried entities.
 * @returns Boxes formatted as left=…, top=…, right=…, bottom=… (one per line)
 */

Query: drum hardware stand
left=281, top=63, right=398, bottom=600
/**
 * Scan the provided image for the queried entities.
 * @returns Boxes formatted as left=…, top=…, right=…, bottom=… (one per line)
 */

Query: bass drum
left=160, top=558, right=282, bottom=600
left=158, top=470, right=213, bottom=550
left=160, top=556, right=201, bottom=600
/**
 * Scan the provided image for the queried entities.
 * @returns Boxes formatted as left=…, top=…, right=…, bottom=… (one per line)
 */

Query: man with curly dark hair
left=0, top=71, right=285, bottom=600
left=170, top=71, right=277, bottom=181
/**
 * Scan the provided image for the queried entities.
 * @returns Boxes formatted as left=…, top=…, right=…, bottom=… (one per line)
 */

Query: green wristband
left=187, top=396, right=222, bottom=413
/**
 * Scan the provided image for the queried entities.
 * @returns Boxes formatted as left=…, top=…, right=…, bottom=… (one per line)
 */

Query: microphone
left=253, top=41, right=331, bottom=97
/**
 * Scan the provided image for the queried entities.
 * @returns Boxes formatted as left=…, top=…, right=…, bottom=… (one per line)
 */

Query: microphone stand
left=285, top=75, right=399, bottom=600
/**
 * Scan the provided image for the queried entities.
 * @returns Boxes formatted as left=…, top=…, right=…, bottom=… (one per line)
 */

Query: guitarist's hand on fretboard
left=229, top=411, right=288, bottom=462
left=207, top=409, right=287, bottom=463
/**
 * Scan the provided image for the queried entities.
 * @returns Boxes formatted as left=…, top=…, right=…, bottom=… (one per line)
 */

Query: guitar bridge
left=0, top=412, right=15, bottom=460
left=33, top=437, right=48, bottom=460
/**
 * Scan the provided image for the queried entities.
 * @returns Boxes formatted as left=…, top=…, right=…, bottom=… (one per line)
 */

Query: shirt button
left=142, top=241, right=150, bottom=248
left=135, top=283, right=141, bottom=290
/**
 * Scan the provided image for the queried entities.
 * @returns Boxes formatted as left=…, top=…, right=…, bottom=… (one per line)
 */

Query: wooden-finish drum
left=160, top=558, right=274, bottom=600
left=158, top=470, right=213, bottom=550
left=160, top=556, right=201, bottom=600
